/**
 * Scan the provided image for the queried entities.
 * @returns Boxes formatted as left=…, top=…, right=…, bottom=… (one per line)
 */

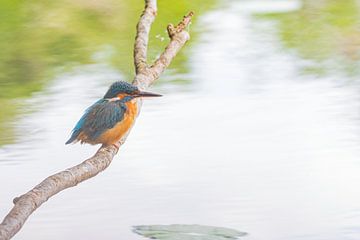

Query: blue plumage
left=103, top=81, right=138, bottom=99
left=66, top=99, right=127, bottom=144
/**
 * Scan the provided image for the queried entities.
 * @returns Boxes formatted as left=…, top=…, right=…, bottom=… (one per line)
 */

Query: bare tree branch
left=134, top=0, right=157, bottom=74
left=0, top=1, right=193, bottom=239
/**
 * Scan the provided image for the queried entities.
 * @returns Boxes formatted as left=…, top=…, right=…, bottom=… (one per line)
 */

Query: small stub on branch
left=167, top=11, right=194, bottom=38
left=13, top=197, right=20, bottom=204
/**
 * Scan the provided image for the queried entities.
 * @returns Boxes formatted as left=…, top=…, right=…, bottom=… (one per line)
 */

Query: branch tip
left=167, top=11, right=194, bottom=38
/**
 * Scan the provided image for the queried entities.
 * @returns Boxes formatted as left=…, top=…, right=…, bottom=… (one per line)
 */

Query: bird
left=65, top=81, right=162, bottom=148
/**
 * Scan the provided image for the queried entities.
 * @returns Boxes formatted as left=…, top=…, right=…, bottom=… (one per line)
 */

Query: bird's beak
left=136, top=91, right=162, bottom=98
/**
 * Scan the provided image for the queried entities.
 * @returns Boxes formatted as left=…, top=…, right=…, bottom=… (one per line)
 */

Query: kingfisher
left=65, top=81, right=161, bottom=148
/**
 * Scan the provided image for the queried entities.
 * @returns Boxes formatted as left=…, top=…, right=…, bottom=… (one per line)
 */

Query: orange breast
left=97, top=100, right=138, bottom=145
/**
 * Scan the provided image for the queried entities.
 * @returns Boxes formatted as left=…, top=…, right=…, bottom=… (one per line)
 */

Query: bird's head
left=103, top=81, right=162, bottom=102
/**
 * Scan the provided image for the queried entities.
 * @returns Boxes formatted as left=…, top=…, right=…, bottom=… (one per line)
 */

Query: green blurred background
left=0, top=0, right=216, bottom=145
left=0, top=0, right=359, bottom=145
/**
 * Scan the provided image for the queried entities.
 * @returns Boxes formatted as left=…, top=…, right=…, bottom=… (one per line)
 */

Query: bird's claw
left=112, top=142, right=121, bottom=152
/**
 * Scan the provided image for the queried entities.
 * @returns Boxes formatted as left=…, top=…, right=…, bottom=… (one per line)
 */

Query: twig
left=0, top=1, right=193, bottom=239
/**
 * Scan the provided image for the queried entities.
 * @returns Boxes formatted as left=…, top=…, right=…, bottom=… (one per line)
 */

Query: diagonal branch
left=0, top=1, right=193, bottom=239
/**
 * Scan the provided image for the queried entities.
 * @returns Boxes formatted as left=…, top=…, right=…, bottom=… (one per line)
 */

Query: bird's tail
left=65, top=130, right=80, bottom=145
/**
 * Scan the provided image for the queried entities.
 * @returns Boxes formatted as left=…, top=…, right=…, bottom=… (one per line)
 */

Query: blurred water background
left=1, top=0, right=360, bottom=239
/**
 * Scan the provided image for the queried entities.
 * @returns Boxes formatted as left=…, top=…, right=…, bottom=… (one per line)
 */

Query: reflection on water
left=133, top=225, right=247, bottom=240
left=260, top=0, right=360, bottom=76
left=1, top=0, right=360, bottom=240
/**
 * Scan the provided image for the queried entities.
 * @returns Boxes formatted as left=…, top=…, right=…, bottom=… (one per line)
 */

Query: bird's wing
left=66, top=99, right=126, bottom=144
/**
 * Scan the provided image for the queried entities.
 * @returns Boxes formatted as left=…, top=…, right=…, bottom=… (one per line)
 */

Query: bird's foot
left=112, top=142, right=121, bottom=152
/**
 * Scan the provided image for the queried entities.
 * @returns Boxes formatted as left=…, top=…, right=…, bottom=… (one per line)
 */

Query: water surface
left=1, top=1, right=360, bottom=240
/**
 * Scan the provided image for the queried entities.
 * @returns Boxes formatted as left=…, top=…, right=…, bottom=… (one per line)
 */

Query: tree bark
left=0, top=1, right=193, bottom=239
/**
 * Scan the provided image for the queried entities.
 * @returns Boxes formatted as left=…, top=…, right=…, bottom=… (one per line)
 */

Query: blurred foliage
left=260, top=0, right=360, bottom=76
left=0, top=0, right=216, bottom=145
left=0, top=100, right=18, bottom=146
